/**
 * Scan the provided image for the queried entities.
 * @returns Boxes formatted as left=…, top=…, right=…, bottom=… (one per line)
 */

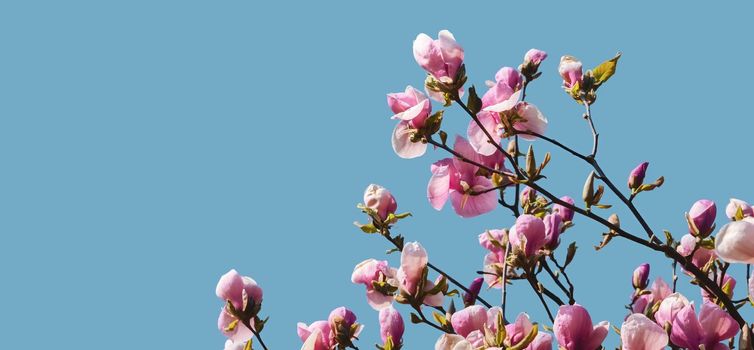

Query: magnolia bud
left=524, top=49, right=548, bottom=67
left=688, top=199, right=716, bottom=237
left=582, top=171, right=596, bottom=206
left=520, top=187, right=536, bottom=208
left=544, top=213, right=562, bottom=249
left=526, top=145, right=536, bottom=178
left=462, top=277, right=484, bottom=307
left=609, top=213, right=620, bottom=228
left=364, top=184, right=398, bottom=221
left=554, top=196, right=575, bottom=222
left=558, top=56, right=583, bottom=89
left=628, top=162, right=649, bottom=191
left=378, top=306, right=405, bottom=346
left=632, top=263, right=650, bottom=290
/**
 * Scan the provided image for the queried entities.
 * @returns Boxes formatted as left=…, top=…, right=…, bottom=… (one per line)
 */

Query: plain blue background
left=2, top=1, right=753, bottom=348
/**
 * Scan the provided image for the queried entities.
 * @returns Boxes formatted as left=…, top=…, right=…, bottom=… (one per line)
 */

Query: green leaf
left=243, top=339, right=253, bottom=350
left=508, top=324, right=538, bottom=350
left=432, top=311, right=447, bottom=326
left=592, top=52, right=622, bottom=86
left=354, top=222, right=379, bottom=234
left=467, top=85, right=483, bottom=114
left=423, top=110, right=445, bottom=135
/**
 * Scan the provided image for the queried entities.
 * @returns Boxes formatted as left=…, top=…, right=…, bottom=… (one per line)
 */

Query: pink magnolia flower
left=509, top=214, right=546, bottom=257
left=543, top=213, right=562, bottom=249
left=677, top=234, right=716, bottom=273
left=655, top=292, right=690, bottom=328
left=435, top=334, right=471, bottom=350
left=388, top=86, right=432, bottom=159
left=726, top=198, right=753, bottom=219
left=467, top=99, right=548, bottom=156
left=478, top=229, right=507, bottom=253
left=397, top=242, right=444, bottom=306
left=558, top=56, right=583, bottom=89
left=621, top=313, right=668, bottom=350
left=427, top=136, right=502, bottom=218
left=224, top=339, right=249, bottom=350
left=632, top=263, right=650, bottom=290
left=689, top=199, right=716, bottom=236
left=702, top=274, right=735, bottom=303
left=715, top=218, right=754, bottom=263
left=379, top=306, right=404, bottom=345
left=482, top=250, right=504, bottom=289
left=632, top=277, right=672, bottom=314
left=363, top=184, right=398, bottom=221
left=523, top=49, right=548, bottom=67
left=216, top=270, right=264, bottom=341
left=351, top=258, right=397, bottom=310
left=413, top=30, right=464, bottom=84
left=627, top=162, right=649, bottom=191
left=553, top=196, right=575, bottom=222
left=451, top=305, right=489, bottom=338
left=506, top=313, right=553, bottom=350
left=329, top=307, right=362, bottom=343
left=297, top=321, right=332, bottom=350
left=553, top=304, right=609, bottom=350
left=749, top=274, right=754, bottom=304
left=670, top=302, right=739, bottom=349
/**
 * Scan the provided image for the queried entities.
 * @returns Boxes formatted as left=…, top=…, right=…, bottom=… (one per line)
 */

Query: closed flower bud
left=609, top=214, right=620, bottom=228
left=688, top=199, right=716, bottom=236
left=378, top=306, right=405, bottom=346
left=524, top=49, right=548, bottom=67
left=558, top=56, right=583, bottom=89
left=462, top=277, right=484, bottom=307
left=364, top=184, right=398, bottom=221
left=725, top=198, right=753, bottom=220
left=632, top=263, right=650, bottom=290
left=520, top=187, right=536, bottom=207
left=554, top=196, right=575, bottom=222
left=627, top=162, right=649, bottom=191
left=543, top=213, right=562, bottom=249
left=553, top=304, right=609, bottom=350
left=582, top=171, right=596, bottom=205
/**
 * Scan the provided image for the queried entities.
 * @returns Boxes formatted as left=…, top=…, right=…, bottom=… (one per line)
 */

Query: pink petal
left=392, top=121, right=427, bottom=159
left=449, top=177, right=497, bottom=218
left=483, top=90, right=521, bottom=113
left=698, top=302, right=739, bottom=343
left=428, top=159, right=453, bottom=210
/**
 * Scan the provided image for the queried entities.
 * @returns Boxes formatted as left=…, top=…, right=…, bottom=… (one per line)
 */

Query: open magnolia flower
left=715, top=217, right=754, bottom=263
left=621, top=313, right=668, bottom=350
left=388, top=86, right=432, bottom=159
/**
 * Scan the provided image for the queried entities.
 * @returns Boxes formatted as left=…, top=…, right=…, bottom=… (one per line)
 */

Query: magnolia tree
left=213, top=30, right=754, bottom=350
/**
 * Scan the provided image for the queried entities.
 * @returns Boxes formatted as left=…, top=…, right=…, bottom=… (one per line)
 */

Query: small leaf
left=423, top=111, right=445, bottom=135
left=355, top=222, right=379, bottom=234
left=439, top=130, right=448, bottom=145
left=244, top=339, right=253, bottom=350
left=592, top=52, right=622, bottom=86
left=386, top=247, right=400, bottom=255
left=410, top=313, right=422, bottom=324
left=508, top=324, right=538, bottom=350
left=432, top=311, right=447, bottom=326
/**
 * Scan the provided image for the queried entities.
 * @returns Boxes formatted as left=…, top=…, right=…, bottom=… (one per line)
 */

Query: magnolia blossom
left=451, top=305, right=491, bottom=338
left=397, top=242, right=444, bottom=306
left=702, top=274, right=735, bottom=303
left=670, top=302, right=739, bottom=349
left=479, top=229, right=507, bottom=289
left=216, top=270, right=264, bottom=342
left=715, top=218, right=754, bottom=263
left=435, top=334, right=472, bottom=350
left=509, top=214, right=546, bottom=257
left=350, top=258, right=397, bottom=310
left=297, top=321, right=332, bottom=350
left=468, top=97, right=548, bottom=156
left=749, top=274, right=754, bottom=304
left=298, top=308, right=363, bottom=350
left=413, top=30, right=464, bottom=84
left=654, top=292, right=690, bottom=328
left=553, top=196, right=575, bottom=222
left=427, top=136, right=504, bottom=218
left=632, top=277, right=672, bottom=314
left=523, top=49, right=548, bottom=67
left=553, top=304, right=609, bottom=350
left=558, top=56, right=583, bottom=89
left=363, top=184, right=398, bottom=221
left=378, top=306, right=404, bottom=346
left=725, top=198, right=753, bottom=219
left=688, top=199, right=716, bottom=235
left=224, top=339, right=249, bottom=350
left=387, top=86, right=432, bottom=159
left=505, top=313, right=553, bottom=350
left=621, top=313, right=668, bottom=350
left=462, top=277, right=484, bottom=307
left=676, top=234, right=715, bottom=272
left=543, top=213, right=562, bottom=249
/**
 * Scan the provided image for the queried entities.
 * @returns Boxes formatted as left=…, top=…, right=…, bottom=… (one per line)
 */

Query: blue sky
left=1, top=1, right=753, bottom=349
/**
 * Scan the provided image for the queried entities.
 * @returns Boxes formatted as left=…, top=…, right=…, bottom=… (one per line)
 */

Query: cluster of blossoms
left=212, top=29, right=754, bottom=350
